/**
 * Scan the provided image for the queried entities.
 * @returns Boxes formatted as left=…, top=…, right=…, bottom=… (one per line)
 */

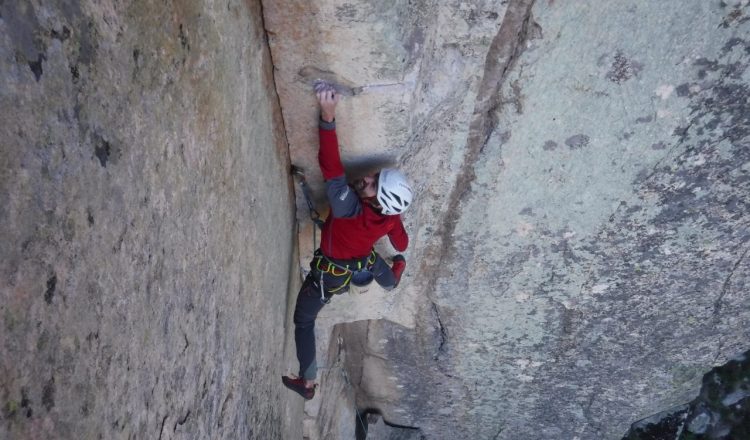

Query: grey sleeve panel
left=326, top=176, right=362, bottom=218
left=319, top=117, right=336, bottom=130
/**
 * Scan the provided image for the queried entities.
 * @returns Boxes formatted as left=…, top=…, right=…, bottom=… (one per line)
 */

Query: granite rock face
left=0, top=1, right=301, bottom=439
left=265, top=0, right=750, bottom=439
left=3, top=0, right=749, bottom=439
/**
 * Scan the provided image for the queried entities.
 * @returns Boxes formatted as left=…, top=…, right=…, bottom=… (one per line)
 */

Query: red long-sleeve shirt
left=318, top=125, right=408, bottom=260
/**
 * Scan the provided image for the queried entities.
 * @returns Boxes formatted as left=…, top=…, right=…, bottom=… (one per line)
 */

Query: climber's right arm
left=317, top=89, right=361, bottom=218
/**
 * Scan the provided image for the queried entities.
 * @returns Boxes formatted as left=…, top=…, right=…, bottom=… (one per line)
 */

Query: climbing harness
left=312, top=249, right=377, bottom=303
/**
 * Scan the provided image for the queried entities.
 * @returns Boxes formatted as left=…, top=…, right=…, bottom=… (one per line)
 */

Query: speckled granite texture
left=265, top=1, right=749, bottom=439
left=0, top=1, right=301, bottom=438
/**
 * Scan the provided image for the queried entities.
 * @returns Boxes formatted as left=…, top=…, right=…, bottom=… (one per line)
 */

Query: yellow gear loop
left=314, top=249, right=376, bottom=294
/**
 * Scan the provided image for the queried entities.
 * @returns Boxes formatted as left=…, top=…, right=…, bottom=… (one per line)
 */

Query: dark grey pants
left=294, top=253, right=395, bottom=380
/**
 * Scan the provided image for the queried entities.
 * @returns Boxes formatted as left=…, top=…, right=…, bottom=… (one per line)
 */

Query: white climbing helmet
left=377, top=168, right=413, bottom=215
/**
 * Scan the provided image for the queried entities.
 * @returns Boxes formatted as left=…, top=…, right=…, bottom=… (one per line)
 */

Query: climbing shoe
left=391, top=255, right=406, bottom=288
left=282, top=376, right=316, bottom=400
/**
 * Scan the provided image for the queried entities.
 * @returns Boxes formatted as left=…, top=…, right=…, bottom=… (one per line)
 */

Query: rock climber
left=281, top=83, right=414, bottom=400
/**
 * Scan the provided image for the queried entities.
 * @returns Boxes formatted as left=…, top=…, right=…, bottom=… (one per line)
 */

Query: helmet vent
left=375, top=168, right=413, bottom=215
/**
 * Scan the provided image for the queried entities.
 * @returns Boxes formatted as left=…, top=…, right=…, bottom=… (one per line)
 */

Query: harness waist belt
left=312, top=249, right=377, bottom=296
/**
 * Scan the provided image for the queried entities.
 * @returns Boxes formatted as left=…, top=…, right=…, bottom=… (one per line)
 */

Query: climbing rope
left=315, top=340, right=369, bottom=436
left=292, top=165, right=324, bottom=229
left=291, top=165, right=369, bottom=434
left=340, top=366, right=369, bottom=436
left=291, top=165, right=324, bottom=267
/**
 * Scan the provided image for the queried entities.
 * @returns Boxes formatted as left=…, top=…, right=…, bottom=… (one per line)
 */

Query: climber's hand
left=317, top=88, right=339, bottom=123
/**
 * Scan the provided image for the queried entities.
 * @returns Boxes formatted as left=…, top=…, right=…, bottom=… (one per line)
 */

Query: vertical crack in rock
left=712, top=244, right=749, bottom=323
left=420, top=0, right=537, bottom=352
left=173, top=409, right=191, bottom=431
left=713, top=338, right=726, bottom=365
left=582, top=390, right=599, bottom=436
left=431, top=302, right=448, bottom=362
left=44, top=273, right=57, bottom=304
left=258, top=0, right=292, bottom=155
left=360, top=323, right=371, bottom=389
left=157, top=414, right=168, bottom=440
left=181, top=332, right=189, bottom=355
left=218, top=391, right=233, bottom=428
left=492, top=424, right=505, bottom=440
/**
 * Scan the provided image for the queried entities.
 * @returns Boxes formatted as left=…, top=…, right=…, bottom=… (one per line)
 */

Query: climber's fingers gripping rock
left=317, top=88, right=339, bottom=123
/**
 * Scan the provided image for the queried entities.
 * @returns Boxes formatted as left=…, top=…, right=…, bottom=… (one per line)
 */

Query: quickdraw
left=291, top=165, right=324, bottom=229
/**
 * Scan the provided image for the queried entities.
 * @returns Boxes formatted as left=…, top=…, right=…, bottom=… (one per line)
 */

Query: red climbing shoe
left=391, top=255, right=406, bottom=288
left=282, top=376, right=315, bottom=400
